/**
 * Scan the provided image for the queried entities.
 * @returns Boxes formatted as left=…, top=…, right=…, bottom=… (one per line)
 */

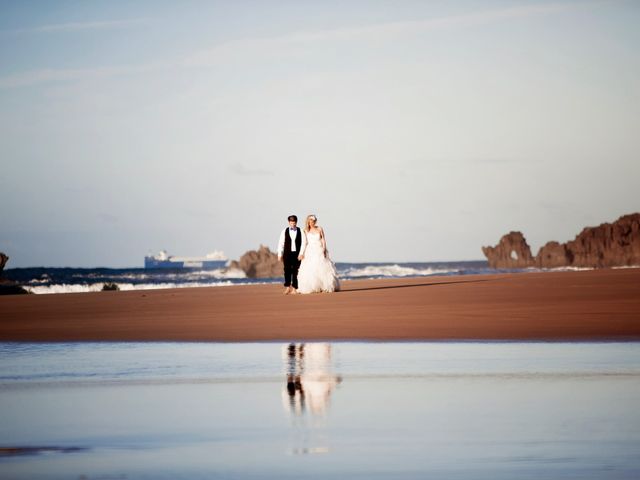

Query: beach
left=3, top=268, right=640, bottom=478
left=1, top=268, right=639, bottom=342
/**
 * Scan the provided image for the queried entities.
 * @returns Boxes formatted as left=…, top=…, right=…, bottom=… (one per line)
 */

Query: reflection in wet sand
left=2, top=342, right=638, bottom=477
left=282, top=343, right=342, bottom=455
left=283, top=343, right=342, bottom=417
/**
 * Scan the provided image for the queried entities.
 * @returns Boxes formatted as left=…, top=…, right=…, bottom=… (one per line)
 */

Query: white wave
left=29, top=277, right=52, bottom=284
left=65, top=268, right=247, bottom=283
left=530, top=266, right=595, bottom=272
left=545, top=265, right=639, bottom=272
left=24, top=283, right=106, bottom=294
left=78, top=273, right=150, bottom=280
left=187, top=268, right=246, bottom=279
left=23, top=280, right=259, bottom=295
left=341, top=264, right=455, bottom=278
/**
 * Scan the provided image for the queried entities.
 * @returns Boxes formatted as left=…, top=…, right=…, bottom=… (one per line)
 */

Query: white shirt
left=278, top=227, right=307, bottom=258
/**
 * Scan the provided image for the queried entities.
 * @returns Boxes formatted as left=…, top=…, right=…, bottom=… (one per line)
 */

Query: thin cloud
left=15, top=18, right=151, bottom=34
left=0, top=1, right=608, bottom=89
left=0, top=61, right=168, bottom=89
left=183, top=1, right=603, bottom=67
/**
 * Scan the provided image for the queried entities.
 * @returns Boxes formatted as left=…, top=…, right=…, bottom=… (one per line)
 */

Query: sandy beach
left=1, top=268, right=639, bottom=342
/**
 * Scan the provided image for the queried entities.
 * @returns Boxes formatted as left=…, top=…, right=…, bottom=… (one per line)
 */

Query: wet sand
left=0, top=268, right=639, bottom=342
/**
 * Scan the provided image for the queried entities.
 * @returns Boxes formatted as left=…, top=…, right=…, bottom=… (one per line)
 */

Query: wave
left=339, top=263, right=600, bottom=278
left=187, top=268, right=246, bottom=279
left=18, top=260, right=620, bottom=295
left=22, top=280, right=260, bottom=295
left=339, top=264, right=456, bottom=278
left=71, top=268, right=247, bottom=282
left=537, top=266, right=595, bottom=272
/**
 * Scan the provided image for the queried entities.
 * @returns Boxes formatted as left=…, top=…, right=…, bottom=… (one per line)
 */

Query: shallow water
left=1, top=342, right=639, bottom=479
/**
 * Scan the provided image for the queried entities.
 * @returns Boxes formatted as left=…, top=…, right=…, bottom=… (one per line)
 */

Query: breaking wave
left=23, top=280, right=258, bottom=295
left=339, top=264, right=456, bottom=278
left=6, top=260, right=516, bottom=294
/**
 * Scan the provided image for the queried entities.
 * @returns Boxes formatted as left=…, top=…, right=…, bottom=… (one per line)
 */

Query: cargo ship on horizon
left=144, top=250, right=228, bottom=269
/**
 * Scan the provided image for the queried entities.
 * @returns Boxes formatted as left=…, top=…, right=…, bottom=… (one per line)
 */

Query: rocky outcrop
left=481, top=231, right=535, bottom=269
left=483, top=213, right=640, bottom=269
left=229, top=245, right=282, bottom=278
left=535, top=241, right=570, bottom=268
left=0, top=252, right=29, bottom=295
left=565, top=213, right=640, bottom=267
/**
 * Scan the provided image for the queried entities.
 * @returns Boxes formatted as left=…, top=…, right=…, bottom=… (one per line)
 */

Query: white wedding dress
left=297, top=231, right=340, bottom=294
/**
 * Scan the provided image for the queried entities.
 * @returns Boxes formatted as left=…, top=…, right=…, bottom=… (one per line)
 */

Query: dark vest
left=284, top=227, right=301, bottom=254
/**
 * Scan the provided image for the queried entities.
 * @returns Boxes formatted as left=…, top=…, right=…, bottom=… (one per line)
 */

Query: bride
left=297, top=215, right=340, bottom=294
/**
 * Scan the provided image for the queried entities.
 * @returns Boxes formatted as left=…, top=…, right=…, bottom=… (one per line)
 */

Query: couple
left=277, top=214, right=340, bottom=295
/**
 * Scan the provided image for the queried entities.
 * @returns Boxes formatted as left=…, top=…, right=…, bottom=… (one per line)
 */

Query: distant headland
left=482, top=213, right=640, bottom=269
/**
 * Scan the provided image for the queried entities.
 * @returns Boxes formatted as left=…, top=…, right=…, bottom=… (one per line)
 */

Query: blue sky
left=1, top=0, right=639, bottom=267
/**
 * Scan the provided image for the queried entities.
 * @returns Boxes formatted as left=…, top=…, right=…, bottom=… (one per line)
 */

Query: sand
left=0, top=268, right=639, bottom=342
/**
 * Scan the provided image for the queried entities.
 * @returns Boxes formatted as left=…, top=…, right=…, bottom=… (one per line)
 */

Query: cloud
left=13, top=18, right=152, bottom=34
left=0, top=1, right=608, bottom=89
left=183, top=1, right=601, bottom=67
left=0, top=61, right=168, bottom=89
left=229, top=163, right=275, bottom=177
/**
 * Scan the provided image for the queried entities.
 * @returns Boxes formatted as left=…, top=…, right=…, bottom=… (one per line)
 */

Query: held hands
left=298, top=255, right=304, bottom=261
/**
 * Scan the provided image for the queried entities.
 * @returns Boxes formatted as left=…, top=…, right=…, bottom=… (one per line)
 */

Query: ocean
left=2, top=261, right=584, bottom=294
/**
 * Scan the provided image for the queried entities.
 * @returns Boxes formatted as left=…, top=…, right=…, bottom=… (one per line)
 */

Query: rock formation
left=229, top=245, right=282, bottom=278
left=0, top=252, right=8, bottom=273
left=564, top=213, right=640, bottom=267
left=0, top=252, right=29, bottom=295
left=483, top=213, right=640, bottom=269
left=535, top=241, right=570, bottom=268
left=0, top=252, right=9, bottom=279
left=481, top=231, right=535, bottom=269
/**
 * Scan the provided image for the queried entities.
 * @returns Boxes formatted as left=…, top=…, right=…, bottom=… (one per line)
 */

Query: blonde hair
left=304, top=214, right=317, bottom=232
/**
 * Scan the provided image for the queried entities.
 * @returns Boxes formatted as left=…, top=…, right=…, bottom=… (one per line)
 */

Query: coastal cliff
left=483, top=213, right=640, bottom=269
left=229, top=245, right=282, bottom=278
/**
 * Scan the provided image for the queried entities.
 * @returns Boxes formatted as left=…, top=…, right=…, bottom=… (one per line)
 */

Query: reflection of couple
left=277, top=214, right=340, bottom=295
left=283, top=343, right=341, bottom=416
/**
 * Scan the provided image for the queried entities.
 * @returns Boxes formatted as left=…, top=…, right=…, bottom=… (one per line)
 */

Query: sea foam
left=340, top=264, right=455, bottom=278
left=22, top=281, right=254, bottom=295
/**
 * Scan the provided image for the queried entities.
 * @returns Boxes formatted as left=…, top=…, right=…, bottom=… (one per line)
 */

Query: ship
left=144, top=250, right=228, bottom=269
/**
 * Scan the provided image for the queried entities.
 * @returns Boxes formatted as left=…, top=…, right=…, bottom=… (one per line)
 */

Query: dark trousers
left=283, top=251, right=301, bottom=288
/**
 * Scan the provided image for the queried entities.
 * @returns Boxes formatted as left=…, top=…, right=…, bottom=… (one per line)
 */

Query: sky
left=1, top=0, right=639, bottom=267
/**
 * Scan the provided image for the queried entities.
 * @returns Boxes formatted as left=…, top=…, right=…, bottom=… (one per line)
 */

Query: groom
left=277, top=215, right=307, bottom=295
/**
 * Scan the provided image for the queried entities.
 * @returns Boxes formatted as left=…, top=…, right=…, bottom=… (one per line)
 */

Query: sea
left=1, top=260, right=587, bottom=294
